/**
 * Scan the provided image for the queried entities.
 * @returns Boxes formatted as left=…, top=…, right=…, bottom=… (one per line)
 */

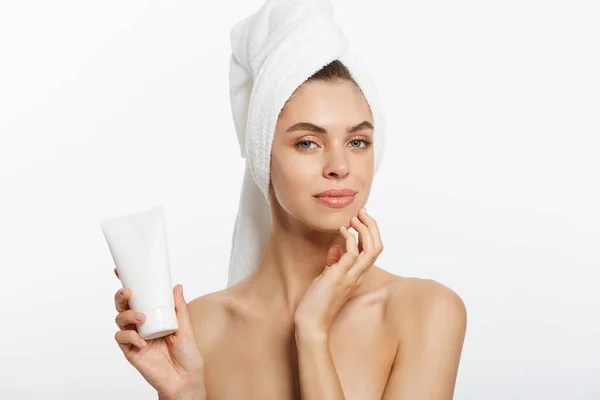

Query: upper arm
left=382, top=280, right=467, bottom=400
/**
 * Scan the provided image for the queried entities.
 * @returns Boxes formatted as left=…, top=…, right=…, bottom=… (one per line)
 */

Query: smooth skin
left=113, top=79, right=467, bottom=399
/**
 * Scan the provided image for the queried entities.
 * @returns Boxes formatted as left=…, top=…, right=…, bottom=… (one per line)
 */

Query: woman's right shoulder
left=187, top=287, right=237, bottom=353
left=187, top=282, right=246, bottom=321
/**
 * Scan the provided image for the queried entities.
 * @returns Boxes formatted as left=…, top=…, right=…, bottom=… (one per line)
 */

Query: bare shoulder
left=373, top=272, right=468, bottom=397
left=186, top=286, right=237, bottom=354
left=383, top=273, right=467, bottom=339
left=386, top=275, right=467, bottom=314
left=187, top=289, right=229, bottom=323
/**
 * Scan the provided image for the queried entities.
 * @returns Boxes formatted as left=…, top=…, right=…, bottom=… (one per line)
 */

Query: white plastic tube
left=100, top=206, right=178, bottom=340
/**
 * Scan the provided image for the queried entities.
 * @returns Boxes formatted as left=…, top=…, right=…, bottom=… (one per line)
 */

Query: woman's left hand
left=293, top=207, right=384, bottom=336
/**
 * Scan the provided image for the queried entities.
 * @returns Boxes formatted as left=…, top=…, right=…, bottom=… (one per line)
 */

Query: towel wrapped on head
left=227, top=0, right=386, bottom=287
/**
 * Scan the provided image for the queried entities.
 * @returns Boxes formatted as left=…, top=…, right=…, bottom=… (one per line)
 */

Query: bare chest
left=202, top=298, right=397, bottom=400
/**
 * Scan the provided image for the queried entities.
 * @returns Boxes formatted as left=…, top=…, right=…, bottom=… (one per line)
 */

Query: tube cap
left=137, top=307, right=178, bottom=340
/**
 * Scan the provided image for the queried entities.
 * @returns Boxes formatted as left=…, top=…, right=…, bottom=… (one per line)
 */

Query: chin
left=305, top=208, right=356, bottom=232
left=280, top=197, right=363, bottom=232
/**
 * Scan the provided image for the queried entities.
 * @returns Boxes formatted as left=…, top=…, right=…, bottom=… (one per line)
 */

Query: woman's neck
left=250, top=221, right=345, bottom=315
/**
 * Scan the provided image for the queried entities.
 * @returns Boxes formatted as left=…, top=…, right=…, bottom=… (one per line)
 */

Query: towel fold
left=227, top=0, right=386, bottom=287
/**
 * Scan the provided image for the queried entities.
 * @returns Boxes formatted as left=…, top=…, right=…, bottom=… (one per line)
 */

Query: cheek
left=356, top=154, right=375, bottom=187
left=270, top=155, right=319, bottom=206
left=361, top=163, right=374, bottom=188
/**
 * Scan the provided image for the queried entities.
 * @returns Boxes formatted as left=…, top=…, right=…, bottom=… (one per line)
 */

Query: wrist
left=294, top=322, right=329, bottom=344
left=158, top=386, right=206, bottom=400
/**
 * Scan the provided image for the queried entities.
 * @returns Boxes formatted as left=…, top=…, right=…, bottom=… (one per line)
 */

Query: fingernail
left=179, top=285, right=184, bottom=296
left=119, top=288, right=124, bottom=296
left=139, top=338, right=147, bottom=347
left=135, top=312, right=144, bottom=321
left=362, top=207, right=368, bottom=213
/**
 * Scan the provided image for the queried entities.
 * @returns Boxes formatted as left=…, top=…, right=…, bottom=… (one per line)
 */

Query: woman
left=113, top=0, right=467, bottom=397
left=113, top=60, right=467, bottom=399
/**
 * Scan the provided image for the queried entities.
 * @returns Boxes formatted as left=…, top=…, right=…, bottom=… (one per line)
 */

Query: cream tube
left=100, top=206, right=178, bottom=340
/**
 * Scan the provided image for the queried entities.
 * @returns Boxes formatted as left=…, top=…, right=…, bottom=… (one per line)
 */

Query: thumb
left=173, top=284, right=193, bottom=334
left=325, top=244, right=343, bottom=267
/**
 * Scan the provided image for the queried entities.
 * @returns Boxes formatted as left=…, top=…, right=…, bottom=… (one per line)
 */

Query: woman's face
left=269, top=79, right=375, bottom=232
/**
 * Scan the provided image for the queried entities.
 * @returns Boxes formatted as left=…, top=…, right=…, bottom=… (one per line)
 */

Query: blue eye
left=349, top=139, right=370, bottom=148
left=295, top=138, right=371, bottom=151
left=296, top=140, right=318, bottom=150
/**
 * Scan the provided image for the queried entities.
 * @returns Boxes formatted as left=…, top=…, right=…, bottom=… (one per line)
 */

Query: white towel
left=226, top=0, right=386, bottom=287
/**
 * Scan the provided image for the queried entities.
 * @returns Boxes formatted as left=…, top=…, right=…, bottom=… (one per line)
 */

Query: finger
left=347, top=210, right=380, bottom=279
left=350, top=215, right=374, bottom=255
left=348, top=253, right=376, bottom=282
left=114, top=288, right=131, bottom=313
left=114, top=268, right=120, bottom=280
left=358, top=208, right=383, bottom=253
left=333, top=226, right=359, bottom=275
left=355, top=273, right=366, bottom=287
left=173, top=284, right=194, bottom=335
left=348, top=232, right=378, bottom=278
left=325, top=244, right=342, bottom=267
left=115, top=309, right=145, bottom=330
left=115, top=329, right=147, bottom=349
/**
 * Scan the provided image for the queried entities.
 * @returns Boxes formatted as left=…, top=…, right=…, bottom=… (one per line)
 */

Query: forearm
left=295, top=325, right=345, bottom=400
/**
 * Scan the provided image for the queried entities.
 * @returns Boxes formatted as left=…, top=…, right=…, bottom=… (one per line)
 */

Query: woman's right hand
left=113, top=268, right=206, bottom=400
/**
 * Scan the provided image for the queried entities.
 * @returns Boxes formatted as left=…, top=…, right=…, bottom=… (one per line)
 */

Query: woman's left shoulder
left=385, top=274, right=465, bottom=308
left=380, top=271, right=467, bottom=331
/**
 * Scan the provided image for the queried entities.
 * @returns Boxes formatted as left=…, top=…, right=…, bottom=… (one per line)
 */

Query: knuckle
left=331, top=269, right=344, bottom=282
left=116, top=310, right=136, bottom=328
left=126, top=310, right=138, bottom=325
left=354, top=253, right=364, bottom=264
left=337, top=273, right=350, bottom=286
left=122, top=330, right=136, bottom=344
left=342, top=276, right=353, bottom=288
left=129, top=330, right=139, bottom=342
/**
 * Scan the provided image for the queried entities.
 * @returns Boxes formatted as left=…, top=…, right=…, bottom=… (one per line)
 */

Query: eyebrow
left=284, top=120, right=374, bottom=134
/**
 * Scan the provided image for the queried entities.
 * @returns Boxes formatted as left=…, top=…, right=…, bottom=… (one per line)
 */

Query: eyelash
left=294, top=137, right=372, bottom=152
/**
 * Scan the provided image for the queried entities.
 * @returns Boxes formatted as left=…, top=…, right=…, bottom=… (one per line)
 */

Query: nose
left=323, top=146, right=349, bottom=179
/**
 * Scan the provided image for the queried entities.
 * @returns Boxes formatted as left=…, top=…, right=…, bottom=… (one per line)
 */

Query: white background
left=1, top=0, right=598, bottom=399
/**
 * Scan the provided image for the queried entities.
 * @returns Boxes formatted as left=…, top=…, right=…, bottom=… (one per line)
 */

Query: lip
left=314, top=189, right=356, bottom=197
left=314, top=189, right=357, bottom=208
